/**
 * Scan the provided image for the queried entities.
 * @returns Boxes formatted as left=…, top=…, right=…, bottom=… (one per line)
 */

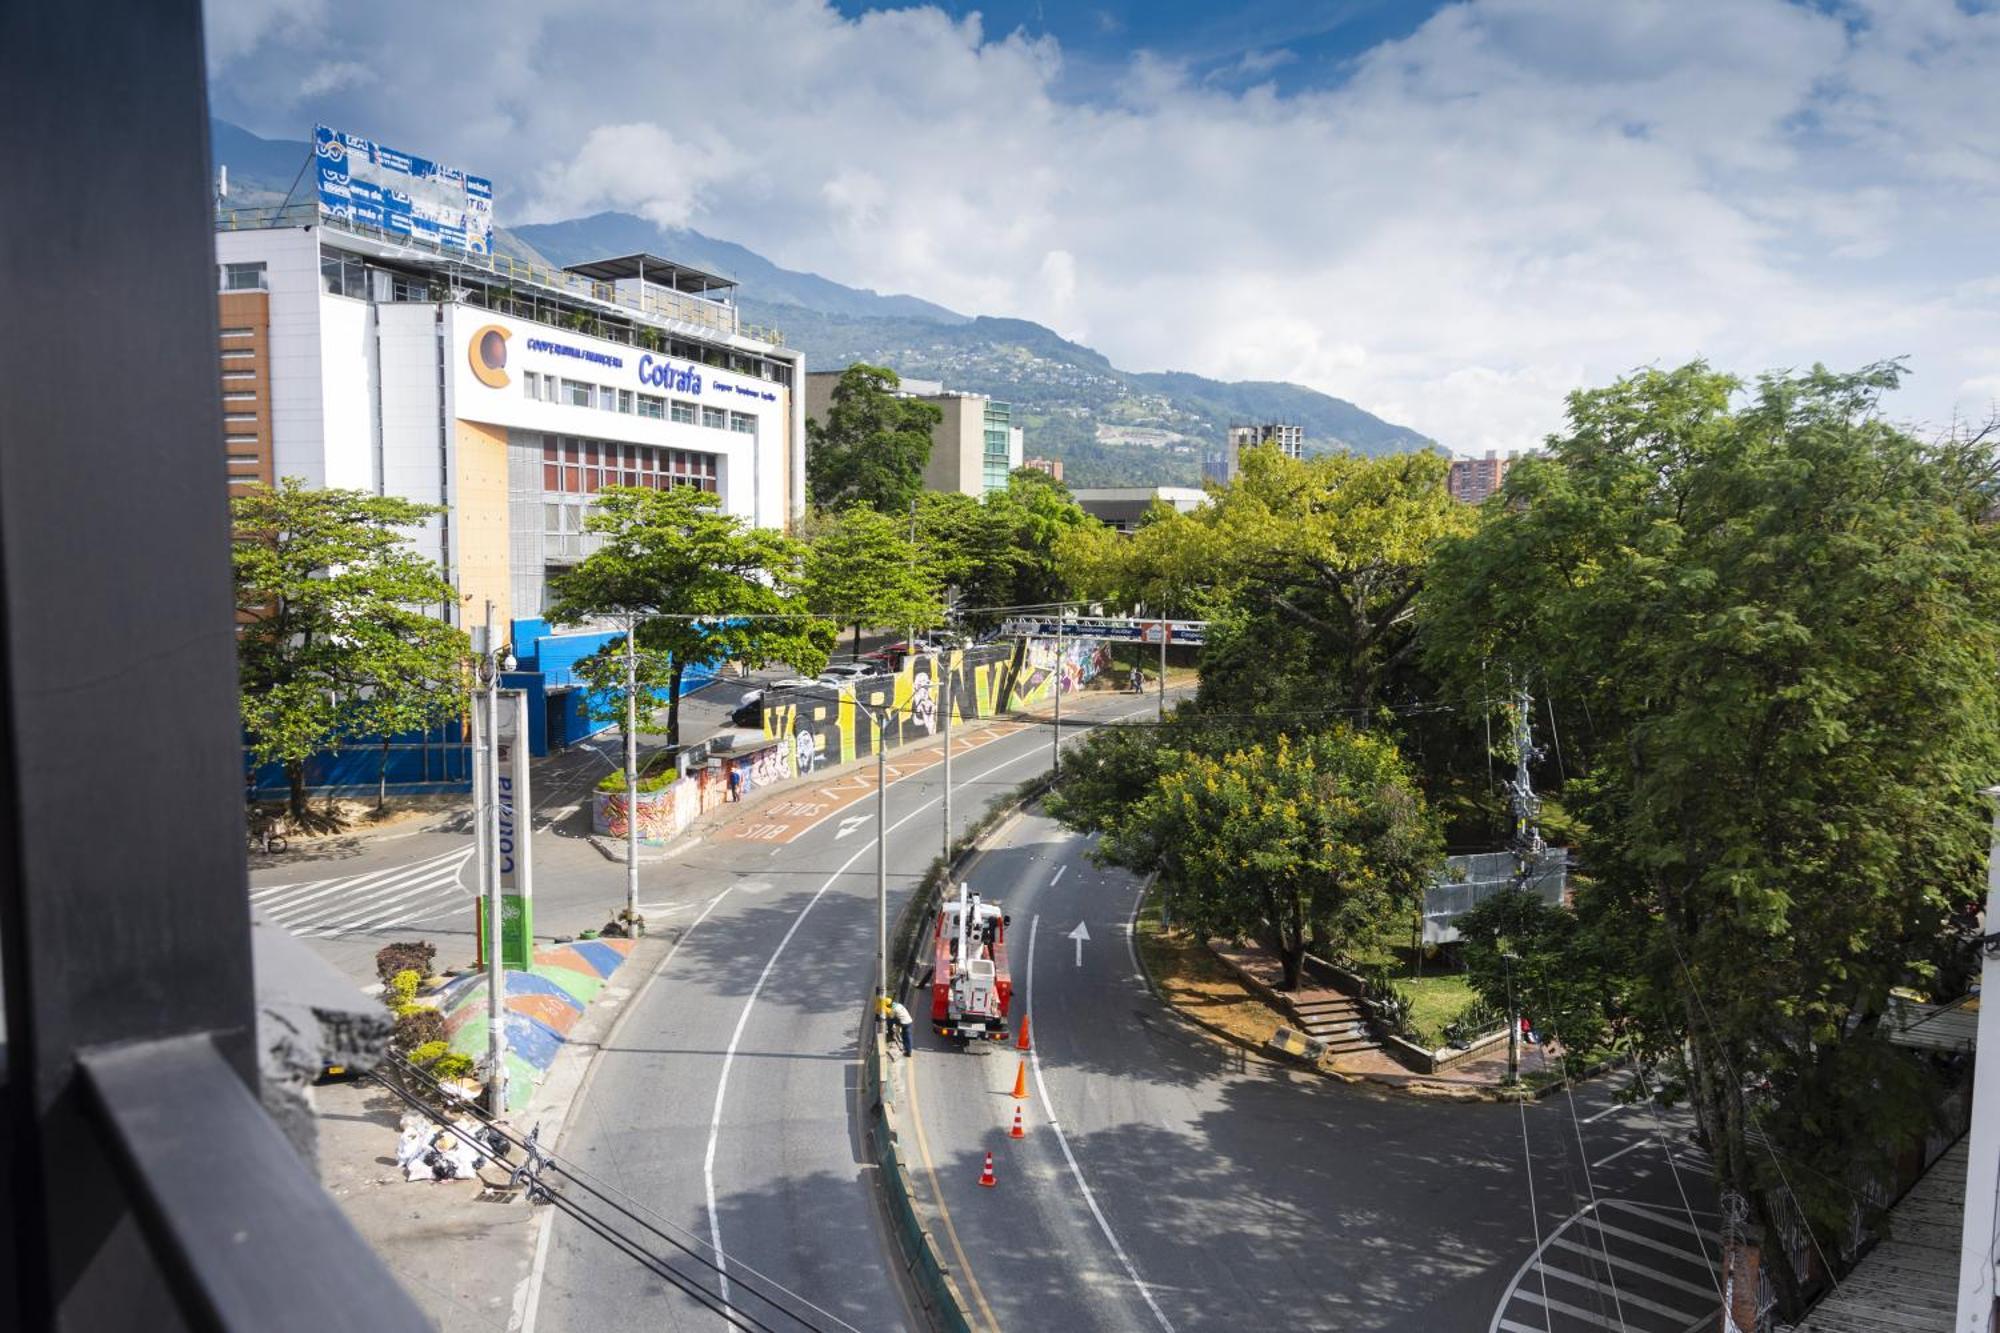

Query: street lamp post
left=624, top=613, right=640, bottom=935
left=1052, top=610, right=1063, bottom=780
left=474, top=602, right=517, bottom=1116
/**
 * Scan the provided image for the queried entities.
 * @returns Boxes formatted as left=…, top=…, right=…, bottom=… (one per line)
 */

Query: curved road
left=528, top=688, right=1179, bottom=1332
left=901, top=808, right=1725, bottom=1333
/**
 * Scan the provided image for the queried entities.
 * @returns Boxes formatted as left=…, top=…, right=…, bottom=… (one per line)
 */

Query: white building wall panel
left=376, top=302, right=447, bottom=572
left=216, top=227, right=325, bottom=485
left=317, top=295, right=374, bottom=490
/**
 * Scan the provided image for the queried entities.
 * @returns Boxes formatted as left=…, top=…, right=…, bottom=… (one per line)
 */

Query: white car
left=816, top=662, right=881, bottom=685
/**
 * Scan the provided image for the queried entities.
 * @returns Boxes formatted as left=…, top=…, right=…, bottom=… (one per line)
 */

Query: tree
left=1454, top=887, right=1613, bottom=1055
left=233, top=479, right=467, bottom=821
left=804, top=504, right=943, bottom=658
left=1093, top=726, right=1442, bottom=990
left=807, top=363, right=941, bottom=513
left=1419, top=361, right=2000, bottom=1311
left=546, top=486, right=833, bottom=745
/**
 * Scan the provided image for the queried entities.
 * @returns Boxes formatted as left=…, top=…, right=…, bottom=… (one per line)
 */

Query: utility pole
left=1157, top=619, right=1168, bottom=721
left=875, top=708, right=887, bottom=1005
left=906, top=498, right=918, bottom=662
left=479, top=600, right=508, bottom=1116
left=1510, top=683, right=1546, bottom=874
left=1052, top=610, right=1063, bottom=780
left=1504, top=949, right=1520, bottom=1085
left=941, top=669, right=953, bottom=863
left=624, top=613, right=640, bottom=934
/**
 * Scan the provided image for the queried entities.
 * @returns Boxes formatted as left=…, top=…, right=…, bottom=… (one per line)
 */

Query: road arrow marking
left=835, top=815, right=868, bottom=839
left=1069, top=920, right=1091, bottom=966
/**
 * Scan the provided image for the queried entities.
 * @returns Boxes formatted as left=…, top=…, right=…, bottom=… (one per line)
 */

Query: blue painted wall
left=246, top=718, right=471, bottom=799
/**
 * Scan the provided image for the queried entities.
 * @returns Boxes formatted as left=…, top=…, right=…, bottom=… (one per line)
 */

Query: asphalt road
left=526, top=686, right=1182, bottom=1333
left=900, top=808, right=1723, bottom=1333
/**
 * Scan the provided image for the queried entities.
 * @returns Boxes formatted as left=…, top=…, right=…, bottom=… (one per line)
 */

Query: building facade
left=804, top=370, right=1019, bottom=497
left=1072, top=486, right=1208, bottom=533
left=1021, top=456, right=1064, bottom=482
left=1447, top=449, right=1514, bottom=503
left=216, top=209, right=804, bottom=758
left=1204, top=421, right=1305, bottom=485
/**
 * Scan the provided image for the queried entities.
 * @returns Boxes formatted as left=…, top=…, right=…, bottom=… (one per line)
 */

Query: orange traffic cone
left=977, top=1150, right=997, bottom=1187
left=1011, top=1059, right=1030, bottom=1101
left=1015, top=1016, right=1032, bottom=1051
left=1009, top=1105, right=1025, bottom=1139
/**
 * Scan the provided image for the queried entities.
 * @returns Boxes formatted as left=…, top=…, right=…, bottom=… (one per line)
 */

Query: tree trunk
left=666, top=660, right=686, bottom=747
left=852, top=621, right=862, bottom=659
left=377, top=736, right=390, bottom=811
left=1278, top=942, right=1306, bottom=992
left=286, top=759, right=308, bottom=823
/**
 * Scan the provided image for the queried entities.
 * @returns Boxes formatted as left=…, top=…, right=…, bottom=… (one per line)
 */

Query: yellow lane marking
left=904, top=1047, right=1004, bottom=1333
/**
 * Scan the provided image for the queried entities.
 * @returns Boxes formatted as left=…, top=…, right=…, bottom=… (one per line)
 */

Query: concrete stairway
left=1288, top=994, right=1379, bottom=1056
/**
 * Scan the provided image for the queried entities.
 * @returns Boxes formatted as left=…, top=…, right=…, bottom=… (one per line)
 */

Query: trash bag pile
left=395, top=1112, right=494, bottom=1183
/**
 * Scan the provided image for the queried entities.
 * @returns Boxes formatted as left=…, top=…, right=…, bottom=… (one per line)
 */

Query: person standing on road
left=890, top=999, right=914, bottom=1057
left=726, top=766, right=742, bottom=802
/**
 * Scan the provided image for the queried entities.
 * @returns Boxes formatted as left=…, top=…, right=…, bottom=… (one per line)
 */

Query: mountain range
left=211, top=119, right=1434, bottom=485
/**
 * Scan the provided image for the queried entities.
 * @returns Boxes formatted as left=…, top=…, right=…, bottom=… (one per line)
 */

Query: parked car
left=729, top=677, right=822, bottom=727
left=817, top=662, right=881, bottom=684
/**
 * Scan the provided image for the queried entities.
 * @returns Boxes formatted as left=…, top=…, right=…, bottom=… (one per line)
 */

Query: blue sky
left=828, top=0, right=1447, bottom=97
left=207, top=0, right=1999, bottom=451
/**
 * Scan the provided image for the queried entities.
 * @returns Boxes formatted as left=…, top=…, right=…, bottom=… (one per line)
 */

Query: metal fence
left=1422, top=849, right=1569, bottom=944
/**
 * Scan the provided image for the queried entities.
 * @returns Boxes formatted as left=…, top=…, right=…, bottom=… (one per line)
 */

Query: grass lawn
left=1345, top=925, right=1486, bottom=1048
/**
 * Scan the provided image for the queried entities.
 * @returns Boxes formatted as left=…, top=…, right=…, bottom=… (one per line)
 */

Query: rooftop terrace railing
left=216, top=204, right=785, bottom=348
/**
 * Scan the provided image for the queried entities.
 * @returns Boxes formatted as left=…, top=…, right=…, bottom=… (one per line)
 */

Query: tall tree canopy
left=1420, top=361, right=2000, bottom=1310
left=807, top=363, right=942, bottom=513
left=1063, top=724, right=1441, bottom=990
left=233, top=480, right=467, bottom=819
left=804, top=504, right=944, bottom=657
left=546, top=486, right=832, bottom=744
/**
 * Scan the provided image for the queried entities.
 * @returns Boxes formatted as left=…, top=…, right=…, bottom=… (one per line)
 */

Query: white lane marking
left=248, top=877, right=334, bottom=901
left=253, top=846, right=470, bottom=914
left=1590, top=1138, right=1649, bottom=1170
left=309, top=877, right=470, bottom=935
left=702, top=742, right=1051, bottom=1304
left=1068, top=920, right=1091, bottom=966
left=1050, top=865, right=1066, bottom=887
left=1026, top=914, right=1177, bottom=1333
left=1535, top=1257, right=1706, bottom=1323
left=1548, top=1237, right=1722, bottom=1301
left=268, top=865, right=462, bottom=927
left=521, top=887, right=733, bottom=1333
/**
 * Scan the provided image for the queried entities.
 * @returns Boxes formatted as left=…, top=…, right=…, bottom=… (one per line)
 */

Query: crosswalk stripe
left=1498, top=1320, right=1548, bottom=1333
left=252, top=848, right=468, bottom=915
left=1578, top=1215, right=1720, bottom=1271
left=352, top=899, right=476, bottom=937
left=280, top=869, right=465, bottom=931
left=1549, top=1237, right=1721, bottom=1302
left=249, top=877, right=335, bottom=901
left=262, top=864, right=461, bottom=926
left=257, top=850, right=470, bottom=920
left=1603, top=1200, right=1722, bottom=1244
left=1535, top=1257, right=1707, bottom=1324
left=1512, top=1286, right=1626, bottom=1331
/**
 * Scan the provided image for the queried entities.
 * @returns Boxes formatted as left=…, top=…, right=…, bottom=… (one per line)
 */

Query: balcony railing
left=215, top=203, right=781, bottom=348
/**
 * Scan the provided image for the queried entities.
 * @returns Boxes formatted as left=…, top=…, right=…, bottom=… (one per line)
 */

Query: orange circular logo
left=468, top=323, right=510, bottom=388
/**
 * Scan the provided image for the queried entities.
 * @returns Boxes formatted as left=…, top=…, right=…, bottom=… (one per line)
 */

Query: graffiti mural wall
left=1004, top=636, right=1110, bottom=710
left=760, top=646, right=1016, bottom=768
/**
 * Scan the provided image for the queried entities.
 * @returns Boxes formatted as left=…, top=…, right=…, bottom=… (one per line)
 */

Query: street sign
left=481, top=690, right=534, bottom=970
left=1141, top=622, right=1168, bottom=645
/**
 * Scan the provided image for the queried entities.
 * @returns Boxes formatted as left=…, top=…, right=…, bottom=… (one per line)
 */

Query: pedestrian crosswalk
left=249, top=845, right=475, bottom=939
left=1495, top=1199, right=1723, bottom=1333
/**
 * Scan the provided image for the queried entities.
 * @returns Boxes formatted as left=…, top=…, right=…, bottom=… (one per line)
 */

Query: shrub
left=386, top=968, right=422, bottom=1014
left=375, top=941, right=436, bottom=988
left=393, top=1006, right=445, bottom=1054
left=431, top=1052, right=475, bottom=1081
left=407, top=1040, right=450, bottom=1068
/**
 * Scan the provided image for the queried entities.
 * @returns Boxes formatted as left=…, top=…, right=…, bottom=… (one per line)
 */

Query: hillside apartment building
left=216, top=205, right=805, bottom=758
left=1447, top=449, right=1515, bottom=503
left=1203, top=421, right=1304, bottom=484
left=803, top=371, right=1022, bottom=496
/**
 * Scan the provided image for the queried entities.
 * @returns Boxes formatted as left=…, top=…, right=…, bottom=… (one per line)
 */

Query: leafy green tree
left=546, top=486, right=833, bottom=745
left=1454, top=887, right=1612, bottom=1055
left=913, top=491, right=1024, bottom=625
left=358, top=649, right=466, bottom=812
left=804, top=504, right=943, bottom=658
left=1420, top=361, right=2000, bottom=1311
left=1093, top=726, right=1442, bottom=990
left=807, top=363, right=942, bottom=513
left=233, top=479, right=467, bottom=820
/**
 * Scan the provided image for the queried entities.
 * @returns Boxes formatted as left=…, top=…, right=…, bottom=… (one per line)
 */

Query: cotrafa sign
left=636, top=353, right=702, bottom=394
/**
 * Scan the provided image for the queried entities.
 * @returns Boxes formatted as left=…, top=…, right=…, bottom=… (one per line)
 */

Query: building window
left=522, top=372, right=539, bottom=401
left=220, top=349, right=254, bottom=361
left=562, top=379, right=591, bottom=407
left=222, top=369, right=254, bottom=381
left=617, top=389, right=633, bottom=414
left=318, top=253, right=366, bottom=299
left=728, top=412, right=756, bottom=435
left=701, top=406, right=726, bottom=429
left=638, top=394, right=665, bottom=419
left=670, top=400, right=697, bottom=425
left=218, top=327, right=254, bottom=339
left=597, top=385, right=619, bottom=411
left=222, top=392, right=255, bottom=402
left=219, top=262, right=267, bottom=292
left=223, top=413, right=257, bottom=423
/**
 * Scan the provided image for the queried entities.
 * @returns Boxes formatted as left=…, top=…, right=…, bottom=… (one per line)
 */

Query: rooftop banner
left=314, top=124, right=493, bottom=256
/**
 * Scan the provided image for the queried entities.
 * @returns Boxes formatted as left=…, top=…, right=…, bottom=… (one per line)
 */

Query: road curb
left=860, top=775, right=1058, bottom=1333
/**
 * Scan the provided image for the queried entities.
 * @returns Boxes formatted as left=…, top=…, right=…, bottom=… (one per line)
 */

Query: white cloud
left=205, top=0, right=2000, bottom=451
